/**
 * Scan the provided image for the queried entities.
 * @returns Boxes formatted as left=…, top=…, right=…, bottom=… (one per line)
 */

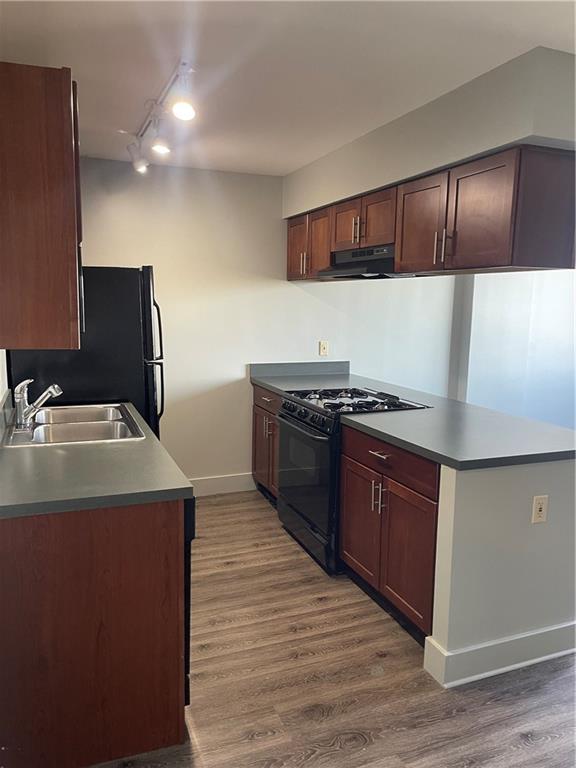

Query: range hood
left=317, top=245, right=398, bottom=280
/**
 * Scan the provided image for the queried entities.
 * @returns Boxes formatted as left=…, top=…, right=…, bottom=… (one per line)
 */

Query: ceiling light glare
left=151, top=137, right=171, bottom=155
left=134, top=156, right=149, bottom=174
left=171, top=100, right=196, bottom=121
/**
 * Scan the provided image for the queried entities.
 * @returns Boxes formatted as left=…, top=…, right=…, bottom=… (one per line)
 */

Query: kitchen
left=0, top=3, right=575, bottom=768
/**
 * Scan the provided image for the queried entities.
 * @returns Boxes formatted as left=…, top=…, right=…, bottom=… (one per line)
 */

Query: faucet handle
left=14, top=379, right=34, bottom=397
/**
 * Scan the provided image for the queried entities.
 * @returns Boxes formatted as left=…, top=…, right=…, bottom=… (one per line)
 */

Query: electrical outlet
left=531, top=495, right=549, bottom=524
left=318, top=340, right=329, bottom=357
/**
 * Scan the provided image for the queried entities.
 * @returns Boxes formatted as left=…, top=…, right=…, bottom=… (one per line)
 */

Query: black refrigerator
left=8, top=266, right=165, bottom=436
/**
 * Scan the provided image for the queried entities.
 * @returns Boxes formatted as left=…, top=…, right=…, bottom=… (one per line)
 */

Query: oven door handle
left=278, top=414, right=331, bottom=442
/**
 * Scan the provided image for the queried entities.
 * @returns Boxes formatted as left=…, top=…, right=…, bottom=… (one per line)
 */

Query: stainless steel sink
left=2, top=403, right=144, bottom=447
left=35, top=405, right=123, bottom=424
left=32, top=421, right=138, bottom=444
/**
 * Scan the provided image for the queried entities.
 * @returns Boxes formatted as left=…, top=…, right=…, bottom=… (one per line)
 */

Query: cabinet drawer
left=253, top=385, right=282, bottom=415
left=341, top=426, right=439, bottom=501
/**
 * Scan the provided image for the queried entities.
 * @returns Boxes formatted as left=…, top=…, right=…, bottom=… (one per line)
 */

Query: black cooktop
left=285, top=387, right=427, bottom=415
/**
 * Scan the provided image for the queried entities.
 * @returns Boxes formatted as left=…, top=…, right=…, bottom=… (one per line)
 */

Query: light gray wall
left=80, top=158, right=454, bottom=489
left=282, top=47, right=575, bottom=217
left=466, top=271, right=576, bottom=430
left=426, top=460, right=575, bottom=686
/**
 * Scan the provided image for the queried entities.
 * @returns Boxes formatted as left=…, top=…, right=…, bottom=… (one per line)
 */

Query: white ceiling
left=1, top=1, right=573, bottom=175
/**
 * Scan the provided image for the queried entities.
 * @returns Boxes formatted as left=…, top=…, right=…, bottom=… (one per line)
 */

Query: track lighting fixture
left=151, top=119, right=171, bottom=155
left=127, top=141, right=150, bottom=174
left=171, top=62, right=196, bottom=121
left=126, top=59, right=195, bottom=173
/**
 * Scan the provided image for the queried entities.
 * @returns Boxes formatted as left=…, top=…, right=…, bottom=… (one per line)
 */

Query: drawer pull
left=368, top=450, right=391, bottom=462
left=261, top=396, right=273, bottom=403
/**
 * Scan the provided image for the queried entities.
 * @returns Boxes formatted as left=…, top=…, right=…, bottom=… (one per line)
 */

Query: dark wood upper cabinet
left=360, top=188, right=396, bottom=248
left=379, top=479, right=437, bottom=634
left=340, top=455, right=382, bottom=589
left=0, top=61, right=81, bottom=349
left=287, top=145, right=574, bottom=279
left=307, top=208, right=331, bottom=277
left=445, top=149, right=519, bottom=270
left=287, top=214, right=308, bottom=280
left=287, top=208, right=330, bottom=280
left=330, top=197, right=362, bottom=252
left=395, top=172, right=449, bottom=273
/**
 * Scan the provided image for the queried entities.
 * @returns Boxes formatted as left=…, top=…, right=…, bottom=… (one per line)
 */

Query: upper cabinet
left=330, top=189, right=396, bottom=254
left=360, top=188, right=397, bottom=248
left=445, top=149, right=519, bottom=270
left=287, top=145, right=575, bottom=280
left=287, top=208, right=330, bottom=280
left=395, top=172, right=449, bottom=273
left=0, top=61, right=82, bottom=349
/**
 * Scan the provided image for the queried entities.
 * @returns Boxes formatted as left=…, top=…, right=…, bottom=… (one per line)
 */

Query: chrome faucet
left=14, top=379, right=63, bottom=429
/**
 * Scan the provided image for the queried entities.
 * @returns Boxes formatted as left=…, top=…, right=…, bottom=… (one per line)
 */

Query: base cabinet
left=252, top=387, right=280, bottom=496
left=340, top=427, right=438, bottom=634
left=0, top=500, right=185, bottom=768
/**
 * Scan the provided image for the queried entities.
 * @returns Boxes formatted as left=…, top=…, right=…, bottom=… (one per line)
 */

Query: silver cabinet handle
left=371, top=480, right=376, bottom=512
left=261, top=396, right=273, bottom=403
left=303, top=251, right=308, bottom=276
left=432, top=230, right=438, bottom=265
left=263, top=415, right=268, bottom=439
left=300, top=252, right=304, bottom=275
left=440, top=228, right=447, bottom=263
left=368, top=450, right=391, bottom=462
left=376, top=483, right=383, bottom=515
left=266, top=419, right=274, bottom=438
left=357, top=216, right=362, bottom=244
left=351, top=217, right=355, bottom=244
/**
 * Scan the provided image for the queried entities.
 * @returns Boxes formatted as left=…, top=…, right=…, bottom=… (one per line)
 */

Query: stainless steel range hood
left=317, top=245, right=398, bottom=280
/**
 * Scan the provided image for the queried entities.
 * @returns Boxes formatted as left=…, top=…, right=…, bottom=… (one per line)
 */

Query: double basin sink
left=4, top=404, right=145, bottom=447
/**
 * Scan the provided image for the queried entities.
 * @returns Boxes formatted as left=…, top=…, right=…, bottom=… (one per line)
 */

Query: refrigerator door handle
left=153, top=299, right=164, bottom=361
left=145, top=360, right=165, bottom=420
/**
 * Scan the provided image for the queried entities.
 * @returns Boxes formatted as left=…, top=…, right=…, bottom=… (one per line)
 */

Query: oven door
left=278, top=414, right=333, bottom=537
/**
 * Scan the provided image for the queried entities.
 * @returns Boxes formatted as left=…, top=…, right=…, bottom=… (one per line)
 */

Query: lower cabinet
left=252, top=404, right=279, bottom=497
left=340, top=427, right=438, bottom=634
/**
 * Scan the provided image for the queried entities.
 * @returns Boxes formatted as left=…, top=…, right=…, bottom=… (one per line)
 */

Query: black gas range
left=276, top=387, right=428, bottom=573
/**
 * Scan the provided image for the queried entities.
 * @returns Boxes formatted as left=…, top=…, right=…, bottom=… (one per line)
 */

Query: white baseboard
left=424, top=621, right=576, bottom=687
left=190, top=472, right=256, bottom=497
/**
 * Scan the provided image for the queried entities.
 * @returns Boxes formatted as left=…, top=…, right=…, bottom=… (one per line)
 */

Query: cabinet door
left=445, top=149, right=519, bottom=270
left=340, top=456, right=382, bottom=589
left=360, top=188, right=396, bottom=247
left=331, top=197, right=362, bottom=252
left=379, top=479, right=437, bottom=633
left=268, top=416, right=279, bottom=497
left=307, top=208, right=331, bottom=277
left=0, top=62, right=80, bottom=349
left=395, top=173, right=448, bottom=272
left=287, top=215, right=308, bottom=280
left=252, top=406, right=270, bottom=489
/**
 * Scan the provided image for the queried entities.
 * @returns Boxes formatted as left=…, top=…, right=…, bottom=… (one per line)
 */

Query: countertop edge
left=0, top=485, right=196, bottom=520
left=339, top=417, right=576, bottom=470
left=252, top=375, right=576, bottom=470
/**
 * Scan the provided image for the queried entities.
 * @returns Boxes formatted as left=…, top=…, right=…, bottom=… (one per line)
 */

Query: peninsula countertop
left=250, top=362, right=575, bottom=470
left=0, top=402, right=194, bottom=520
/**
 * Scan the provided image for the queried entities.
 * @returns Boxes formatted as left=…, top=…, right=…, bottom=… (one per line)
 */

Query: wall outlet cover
left=318, top=340, right=329, bottom=357
left=531, top=495, right=549, bottom=524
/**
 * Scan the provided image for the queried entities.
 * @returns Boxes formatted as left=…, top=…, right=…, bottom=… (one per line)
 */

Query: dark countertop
left=0, top=402, right=194, bottom=520
left=250, top=363, right=575, bottom=470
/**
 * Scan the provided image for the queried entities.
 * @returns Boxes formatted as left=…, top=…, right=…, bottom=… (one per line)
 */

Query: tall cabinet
left=0, top=61, right=82, bottom=349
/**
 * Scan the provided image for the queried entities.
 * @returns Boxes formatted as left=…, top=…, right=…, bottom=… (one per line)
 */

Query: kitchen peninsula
left=0, top=395, right=194, bottom=768
left=250, top=361, right=575, bottom=687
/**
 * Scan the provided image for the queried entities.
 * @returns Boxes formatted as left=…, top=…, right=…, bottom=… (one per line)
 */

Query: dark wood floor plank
left=92, top=490, right=575, bottom=768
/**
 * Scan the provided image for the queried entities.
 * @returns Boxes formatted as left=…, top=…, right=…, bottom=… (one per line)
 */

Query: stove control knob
left=298, top=408, right=307, bottom=418
left=310, top=414, right=317, bottom=423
